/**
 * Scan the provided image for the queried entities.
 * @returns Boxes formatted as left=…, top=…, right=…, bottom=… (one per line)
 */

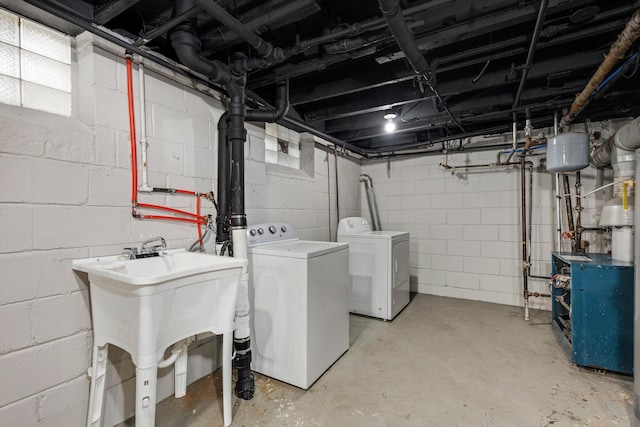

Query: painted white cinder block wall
left=360, top=124, right=617, bottom=311
left=0, top=23, right=625, bottom=427
left=0, top=34, right=360, bottom=426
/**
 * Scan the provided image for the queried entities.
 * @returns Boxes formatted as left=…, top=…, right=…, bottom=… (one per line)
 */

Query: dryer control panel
left=337, top=217, right=371, bottom=235
left=247, top=223, right=299, bottom=246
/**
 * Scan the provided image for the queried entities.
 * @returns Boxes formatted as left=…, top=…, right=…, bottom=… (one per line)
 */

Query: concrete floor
left=124, top=294, right=634, bottom=426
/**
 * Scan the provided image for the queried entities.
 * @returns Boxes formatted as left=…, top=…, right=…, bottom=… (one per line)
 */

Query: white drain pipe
left=594, top=117, right=639, bottom=261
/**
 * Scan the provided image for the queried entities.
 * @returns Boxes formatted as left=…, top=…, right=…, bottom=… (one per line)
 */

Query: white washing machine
left=337, top=217, right=410, bottom=320
left=246, top=223, right=349, bottom=389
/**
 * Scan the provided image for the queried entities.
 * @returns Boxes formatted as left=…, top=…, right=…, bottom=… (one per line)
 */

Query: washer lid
left=248, top=240, right=349, bottom=258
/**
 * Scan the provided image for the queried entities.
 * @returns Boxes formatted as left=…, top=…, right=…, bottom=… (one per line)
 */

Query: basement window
left=0, top=9, right=72, bottom=116
left=265, top=122, right=301, bottom=169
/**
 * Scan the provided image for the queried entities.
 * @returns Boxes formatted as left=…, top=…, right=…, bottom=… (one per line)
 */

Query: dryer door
left=392, top=240, right=409, bottom=289
left=391, top=239, right=410, bottom=319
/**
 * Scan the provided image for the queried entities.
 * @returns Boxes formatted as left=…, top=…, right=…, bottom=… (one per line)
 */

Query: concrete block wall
left=360, top=125, right=615, bottom=311
left=0, top=33, right=361, bottom=426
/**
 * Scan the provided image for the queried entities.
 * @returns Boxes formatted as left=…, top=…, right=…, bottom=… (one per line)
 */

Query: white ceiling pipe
left=591, top=116, right=640, bottom=168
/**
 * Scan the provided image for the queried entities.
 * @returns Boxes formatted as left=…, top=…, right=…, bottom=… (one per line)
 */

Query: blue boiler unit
left=551, top=252, right=634, bottom=374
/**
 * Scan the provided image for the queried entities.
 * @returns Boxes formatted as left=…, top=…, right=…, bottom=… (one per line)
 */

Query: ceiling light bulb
left=383, top=112, right=397, bottom=133
left=384, top=121, right=396, bottom=133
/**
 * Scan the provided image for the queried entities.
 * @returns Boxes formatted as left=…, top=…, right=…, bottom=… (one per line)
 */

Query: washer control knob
left=269, top=225, right=277, bottom=234
left=249, top=229, right=256, bottom=236
left=281, top=226, right=287, bottom=233
left=257, top=228, right=264, bottom=235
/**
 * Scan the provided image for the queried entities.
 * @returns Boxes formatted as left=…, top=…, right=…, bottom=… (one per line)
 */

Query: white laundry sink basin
left=74, top=248, right=245, bottom=427
left=72, top=249, right=246, bottom=285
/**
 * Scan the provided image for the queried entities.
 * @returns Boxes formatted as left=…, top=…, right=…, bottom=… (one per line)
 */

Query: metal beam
left=303, top=50, right=605, bottom=122
left=258, top=4, right=626, bottom=100
left=94, top=0, right=141, bottom=25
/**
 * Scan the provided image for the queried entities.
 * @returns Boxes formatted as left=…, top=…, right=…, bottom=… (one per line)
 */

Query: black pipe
left=574, top=171, right=583, bottom=252
left=194, top=0, right=284, bottom=63
left=173, top=0, right=254, bottom=400
left=201, top=0, right=319, bottom=55
left=378, top=0, right=429, bottom=76
left=170, top=9, right=231, bottom=84
left=377, top=0, right=464, bottom=132
left=245, top=90, right=367, bottom=155
left=216, top=113, right=231, bottom=243
left=226, top=79, right=255, bottom=400
left=562, top=174, right=575, bottom=251
left=246, top=80, right=289, bottom=122
left=21, top=0, right=227, bottom=96
left=228, top=84, right=248, bottom=227
left=134, top=5, right=200, bottom=47
left=520, top=156, right=529, bottom=314
left=513, top=0, right=549, bottom=108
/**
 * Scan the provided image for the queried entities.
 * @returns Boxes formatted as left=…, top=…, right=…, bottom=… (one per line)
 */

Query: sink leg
left=134, top=365, right=158, bottom=427
left=223, top=332, right=232, bottom=426
left=87, top=344, right=108, bottom=427
left=174, top=339, right=189, bottom=398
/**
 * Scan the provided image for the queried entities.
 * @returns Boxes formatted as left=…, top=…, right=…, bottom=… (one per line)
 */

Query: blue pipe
left=596, top=52, right=637, bottom=92
left=574, top=52, right=638, bottom=119
left=501, top=144, right=546, bottom=155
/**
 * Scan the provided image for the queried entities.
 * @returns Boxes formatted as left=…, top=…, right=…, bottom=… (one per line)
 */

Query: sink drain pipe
left=172, top=0, right=289, bottom=400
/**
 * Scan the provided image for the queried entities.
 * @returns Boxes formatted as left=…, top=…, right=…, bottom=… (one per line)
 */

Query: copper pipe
left=562, top=175, right=575, bottom=251
left=574, top=171, right=583, bottom=252
left=528, top=292, right=551, bottom=298
left=561, top=9, right=640, bottom=127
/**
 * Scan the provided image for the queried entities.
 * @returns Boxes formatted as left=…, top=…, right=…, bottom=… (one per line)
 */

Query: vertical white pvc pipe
left=232, top=228, right=250, bottom=340
left=138, top=62, right=152, bottom=192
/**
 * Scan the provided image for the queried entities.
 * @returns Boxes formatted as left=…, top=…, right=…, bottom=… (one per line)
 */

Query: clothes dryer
left=337, top=217, right=410, bottom=320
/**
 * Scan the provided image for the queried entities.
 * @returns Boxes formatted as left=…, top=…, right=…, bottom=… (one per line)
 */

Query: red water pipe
left=126, top=56, right=138, bottom=211
left=137, top=202, right=203, bottom=219
left=196, top=195, right=203, bottom=240
left=139, top=215, right=205, bottom=225
left=126, top=56, right=209, bottom=228
left=175, top=189, right=198, bottom=196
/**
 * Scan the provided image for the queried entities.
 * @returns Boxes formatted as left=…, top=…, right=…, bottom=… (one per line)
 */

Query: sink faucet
left=141, top=236, right=167, bottom=254
left=123, top=247, right=138, bottom=260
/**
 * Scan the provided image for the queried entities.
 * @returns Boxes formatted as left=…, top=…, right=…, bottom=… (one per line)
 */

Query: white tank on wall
left=546, top=132, right=590, bottom=172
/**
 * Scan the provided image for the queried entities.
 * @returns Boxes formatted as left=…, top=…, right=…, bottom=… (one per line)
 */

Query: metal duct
left=359, top=174, right=382, bottom=231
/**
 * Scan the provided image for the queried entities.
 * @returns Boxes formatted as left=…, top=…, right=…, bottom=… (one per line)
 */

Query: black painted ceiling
left=6, top=0, right=640, bottom=155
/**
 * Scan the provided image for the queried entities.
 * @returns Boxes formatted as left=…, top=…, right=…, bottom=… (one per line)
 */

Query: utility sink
left=73, top=249, right=246, bottom=427
left=72, top=248, right=246, bottom=285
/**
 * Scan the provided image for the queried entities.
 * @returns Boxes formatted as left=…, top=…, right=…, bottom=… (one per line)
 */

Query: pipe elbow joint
left=359, top=174, right=373, bottom=188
